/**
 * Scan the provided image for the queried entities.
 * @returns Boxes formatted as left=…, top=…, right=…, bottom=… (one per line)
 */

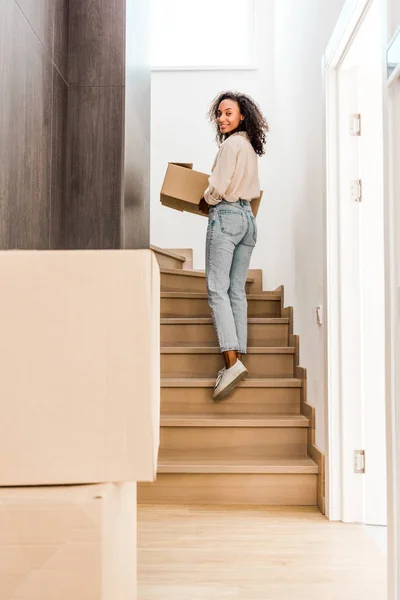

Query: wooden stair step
left=161, top=377, right=301, bottom=388
left=157, top=451, right=318, bottom=474
left=138, top=451, right=318, bottom=505
left=161, top=292, right=281, bottom=318
left=151, top=245, right=187, bottom=269
left=161, top=377, right=302, bottom=415
left=161, top=292, right=281, bottom=300
left=161, top=346, right=295, bottom=354
left=151, top=246, right=186, bottom=262
left=160, top=268, right=255, bottom=282
left=160, top=421, right=308, bottom=457
left=160, top=268, right=255, bottom=293
left=161, top=317, right=290, bottom=346
left=160, top=414, right=309, bottom=428
left=165, top=248, right=193, bottom=269
left=161, top=347, right=295, bottom=378
left=161, top=317, right=289, bottom=324
left=138, top=472, right=318, bottom=506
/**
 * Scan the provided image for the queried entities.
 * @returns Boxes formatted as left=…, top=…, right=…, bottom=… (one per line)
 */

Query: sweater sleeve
left=204, top=139, right=241, bottom=205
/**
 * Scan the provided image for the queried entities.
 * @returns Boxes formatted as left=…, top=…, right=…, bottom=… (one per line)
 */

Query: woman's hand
left=199, top=197, right=210, bottom=215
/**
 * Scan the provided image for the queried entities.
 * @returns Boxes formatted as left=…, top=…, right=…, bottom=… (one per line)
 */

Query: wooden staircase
left=138, top=246, right=325, bottom=512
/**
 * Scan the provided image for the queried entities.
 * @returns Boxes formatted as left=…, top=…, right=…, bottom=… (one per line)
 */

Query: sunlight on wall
left=151, top=0, right=255, bottom=67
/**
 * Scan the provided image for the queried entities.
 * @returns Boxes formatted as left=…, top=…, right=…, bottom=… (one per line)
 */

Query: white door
left=338, top=0, right=387, bottom=526
left=325, top=0, right=387, bottom=526
left=356, top=45, right=387, bottom=526
left=337, top=65, right=365, bottom=523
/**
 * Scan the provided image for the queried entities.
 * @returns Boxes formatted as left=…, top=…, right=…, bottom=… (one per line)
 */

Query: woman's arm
left=199, top=197, right=210, bottom=215
left=204, top=140, right=240, bottom=205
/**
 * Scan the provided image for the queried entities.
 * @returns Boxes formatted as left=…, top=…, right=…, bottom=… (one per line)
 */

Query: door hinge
left=350, top=179, right=363, bottom=202
left=350, top=113, right=361, bottom=136
left=354, top=450, right=366, bottom=473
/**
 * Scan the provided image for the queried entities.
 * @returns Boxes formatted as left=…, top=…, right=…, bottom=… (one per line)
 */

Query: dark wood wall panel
left=0, top=0, right=69, bottom=250
left=0, top=0, right=53, bottom=249
left=66, top=0, right=150, bottom=249
left=68, top=0, right=124, bottom=86
left=50, top=71, right=68, bottom=249
left=15, top=0, right=55, bottom=57
left=15, top=0, right=69, bottom=82
left=1, top=0, right=150, bottom=251
left=0, top=0, right=14, bottom=248
left=65, top=86, right=123, bottom=249
left=53, top=0, right=69, bottom=81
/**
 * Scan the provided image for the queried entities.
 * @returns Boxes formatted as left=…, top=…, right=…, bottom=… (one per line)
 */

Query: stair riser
left=161, top=273, right=253, bottom=293
left=160, top=427, right=307, bottom=458
left=161, top=387, right=301, bottom=415
left=161, top=353, right=294, bottom=378
left=166, top=248, right=193, bottom=269
left=161, top=323, right=289, bottom=346
left=161, top=298, right=281, bottom=318
left=247, top=270, right=263, bottom=293
left=138, top=473, right=317, bottom=505
left=154, top=254, right=185, bottom=270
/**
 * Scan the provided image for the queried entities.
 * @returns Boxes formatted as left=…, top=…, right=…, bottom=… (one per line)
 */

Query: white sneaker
left=213, top=360, right=248, bottom=401
left=214, top=367, right=225, bottom=389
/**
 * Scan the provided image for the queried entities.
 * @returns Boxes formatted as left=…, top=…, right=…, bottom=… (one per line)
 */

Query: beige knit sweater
left=204, top=132, right=260, bottom=206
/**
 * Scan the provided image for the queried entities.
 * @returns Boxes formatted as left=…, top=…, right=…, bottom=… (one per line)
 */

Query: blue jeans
left=206, top=200, right=257, bottom=354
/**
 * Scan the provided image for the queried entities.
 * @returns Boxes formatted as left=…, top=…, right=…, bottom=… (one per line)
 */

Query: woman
left=199, top=91, right=268, bottom=401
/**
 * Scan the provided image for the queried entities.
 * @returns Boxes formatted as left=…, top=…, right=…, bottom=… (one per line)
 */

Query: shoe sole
left=213, top=370, right=248, bottom=402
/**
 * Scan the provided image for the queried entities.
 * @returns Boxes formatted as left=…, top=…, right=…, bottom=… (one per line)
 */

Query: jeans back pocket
left=218, top=210, right=245, bottom=237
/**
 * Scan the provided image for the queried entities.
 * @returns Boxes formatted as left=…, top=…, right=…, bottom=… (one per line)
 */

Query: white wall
left=388, top=0, right=400, bottom=39
left=150, top=0, right=345, bottom=450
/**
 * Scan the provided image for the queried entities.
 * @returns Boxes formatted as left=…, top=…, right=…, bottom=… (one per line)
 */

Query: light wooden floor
left=138, top=506, right=386, bottom=600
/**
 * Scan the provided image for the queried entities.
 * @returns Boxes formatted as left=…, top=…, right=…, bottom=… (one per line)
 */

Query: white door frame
left=323, top=0, right=399, bottom=598
left=385, top=24, right=400, bottom=600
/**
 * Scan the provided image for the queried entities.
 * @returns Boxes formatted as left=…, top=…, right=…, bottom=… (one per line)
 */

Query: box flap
left=169, top=162, right=193, bottom=170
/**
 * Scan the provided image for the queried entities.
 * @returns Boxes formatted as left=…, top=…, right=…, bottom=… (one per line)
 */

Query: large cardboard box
left=0, top=250, right=160, bottom=486
left=160, top=162, right=263, bottom=217
left=0, top=483, right=136, bottom=600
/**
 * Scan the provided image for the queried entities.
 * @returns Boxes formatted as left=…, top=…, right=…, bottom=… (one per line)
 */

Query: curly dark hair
left=207, top=91, right=269, bottom=157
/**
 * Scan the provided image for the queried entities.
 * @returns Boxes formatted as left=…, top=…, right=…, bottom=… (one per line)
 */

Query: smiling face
left=217, top=99, right=244, bottom=135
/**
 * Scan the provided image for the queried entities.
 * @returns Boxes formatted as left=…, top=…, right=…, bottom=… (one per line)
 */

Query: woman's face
left=217, top=99, right=243, bottom=135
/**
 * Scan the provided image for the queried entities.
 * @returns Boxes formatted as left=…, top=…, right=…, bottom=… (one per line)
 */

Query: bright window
left=151, top=0, right=256, bottom=69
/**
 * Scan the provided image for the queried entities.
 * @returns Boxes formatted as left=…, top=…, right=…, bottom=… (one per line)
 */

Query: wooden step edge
left=161, top=346, right=296, bottom=355
left=150, top=245, right=186, bottom=263
left=161, top=377, right=302, bottom=388
left=160, top=414, right=310, bottom=428
left=157, top=458, right=319, bottom=475
left=160, top=268, right=255, bottom=284
left=160, top=317, right=290, bottom=325
left=166, top=248, right=193, bottom=269
left=160, top=292, right=281, bottom=300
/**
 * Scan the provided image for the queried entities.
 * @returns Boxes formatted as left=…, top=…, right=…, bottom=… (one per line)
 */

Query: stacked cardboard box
left=0, top=484, right=137, bottom=600
left=160, top=162, right=263, bottom=216
left=0, top=250, right=160, bottom=600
